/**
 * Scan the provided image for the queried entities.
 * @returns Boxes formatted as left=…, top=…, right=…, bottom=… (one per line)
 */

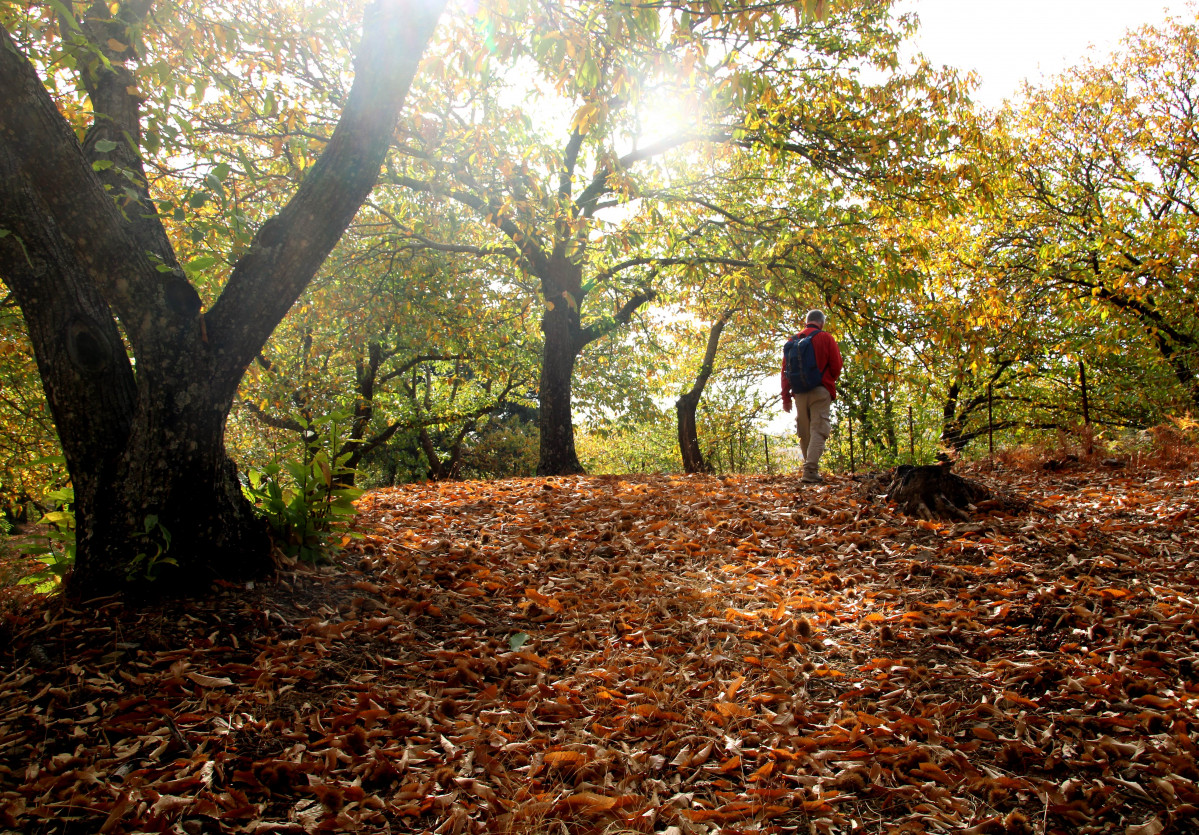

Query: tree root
left=885, top=462, right=991, bottom=521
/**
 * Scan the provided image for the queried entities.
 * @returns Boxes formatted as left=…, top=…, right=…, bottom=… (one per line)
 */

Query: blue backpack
left=784, top=331, right=824, bottom=393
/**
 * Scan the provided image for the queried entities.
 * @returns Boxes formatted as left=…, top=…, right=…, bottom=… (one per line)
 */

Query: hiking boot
left=801, top=465, right=824, bottom=484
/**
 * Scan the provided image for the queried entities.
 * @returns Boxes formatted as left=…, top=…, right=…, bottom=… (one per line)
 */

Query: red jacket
left=781, top=325, right=844, bottom=406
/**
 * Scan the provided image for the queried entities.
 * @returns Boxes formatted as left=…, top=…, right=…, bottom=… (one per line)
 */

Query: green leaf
left=94, top=139, right=119, bottom=153
left=92, top=160, right=114, bottom=171
left=186, top=255, right=218, bottom=272
left=236, top=146, right=256, bottom=175
left=46, top=486, right=73, bottom=503
left=47, top=0, right=80, bottom=31
left=509, top=632, right=530, bottom=650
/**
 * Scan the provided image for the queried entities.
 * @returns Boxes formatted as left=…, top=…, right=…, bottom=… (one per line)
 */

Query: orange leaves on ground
left=543, top=750, right=589, bottom=768
left=2, top=466, right=1199, bottom=832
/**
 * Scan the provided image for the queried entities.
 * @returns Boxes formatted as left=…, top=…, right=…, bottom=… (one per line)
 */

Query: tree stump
left=885, top=462, right=990, bottom=521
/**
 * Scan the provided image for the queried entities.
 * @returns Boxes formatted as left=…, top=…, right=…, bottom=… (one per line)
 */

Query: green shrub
left=18, top=485, right=75, bottom=592
left=242, top=412, right=363, bottom=562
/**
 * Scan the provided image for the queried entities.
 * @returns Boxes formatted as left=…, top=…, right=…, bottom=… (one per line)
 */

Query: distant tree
left=994, top=14, right=1199, bottom=412
left=236, top=227, right=539, bottom=486
left=676, top=309, right=735, bottom=473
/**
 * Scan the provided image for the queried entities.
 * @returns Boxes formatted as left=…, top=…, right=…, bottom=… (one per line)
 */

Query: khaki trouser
left=794, top=386, right=833, bottom=468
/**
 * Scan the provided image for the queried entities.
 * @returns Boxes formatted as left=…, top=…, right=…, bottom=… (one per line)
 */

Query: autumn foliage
left=2, top=463, right=1198, bottom=833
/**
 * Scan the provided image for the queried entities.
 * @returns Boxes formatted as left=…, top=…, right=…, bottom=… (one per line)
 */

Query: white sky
left=898, top=0, right=1197, bottom=108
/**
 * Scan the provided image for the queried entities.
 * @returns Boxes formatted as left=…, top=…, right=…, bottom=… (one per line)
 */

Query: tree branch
left=560, top=128, right=585, bottom=201
left=241, top=401, right=305, bottom=433
left=579, top=288, right=658, bottom=347
left=377, top=354, right=462, bottom=388
left=679, top=308, right=736, bottom=405
left=383, top=174, right=551, bottom=275
left=206, top=0, right=447, bottom=396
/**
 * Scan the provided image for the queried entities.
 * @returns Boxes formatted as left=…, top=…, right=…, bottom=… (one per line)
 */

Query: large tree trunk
left=76, top=397, right=270, bottom=591
left=676, top=310, right=733, bottom=474
left=0, top=221, right=272, bottom=589
left=538, top=300, right=586, bottom=475
left=0, top=0, right=444, bottom=597
left=533, top=243, right=657, bottom=475
left=676, top=402, right=706, bottom=473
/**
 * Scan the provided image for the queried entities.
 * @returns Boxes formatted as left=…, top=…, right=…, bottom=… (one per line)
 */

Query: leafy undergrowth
left=2, top=464, right=1199, bottom=834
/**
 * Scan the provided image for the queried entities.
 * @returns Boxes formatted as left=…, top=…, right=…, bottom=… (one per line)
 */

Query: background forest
left=1, top=0, right=1197, bottom=573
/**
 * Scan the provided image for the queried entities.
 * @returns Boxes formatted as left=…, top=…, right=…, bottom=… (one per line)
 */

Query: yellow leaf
left=515, top=650, right=551, bottom=669
left=106, top=38, right=128, bottom=52
left=916, top=761, right=953, bottom=784
left=570, top=102, right=600, bottom=135
left=748, top=760, right=774, bottom=781
left=802, top=0, right=828, bottom=21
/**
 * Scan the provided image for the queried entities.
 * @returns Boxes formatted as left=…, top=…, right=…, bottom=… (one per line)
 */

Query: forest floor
left=1, top=460, right=1199, bottom=835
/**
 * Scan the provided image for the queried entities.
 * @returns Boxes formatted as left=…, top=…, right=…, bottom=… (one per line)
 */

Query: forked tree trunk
left=941, top=363, right=1016, bottom=454
left=0, top=0, right=445, bottom=596
left=534, top=276, right=658, bottom=475
left=676, top=310, right=733, bottom=474
left=419, top=425, right=470, bottom=481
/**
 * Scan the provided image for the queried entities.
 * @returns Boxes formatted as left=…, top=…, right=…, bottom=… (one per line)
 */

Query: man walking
left=782, top=310, right=844, bottom=484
